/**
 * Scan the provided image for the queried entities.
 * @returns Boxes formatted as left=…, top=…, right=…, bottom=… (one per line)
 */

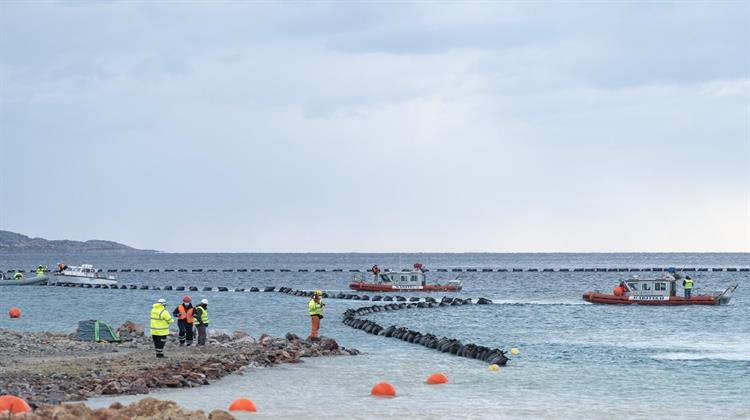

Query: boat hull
left=582, top=292, right=723, bottom=305
left=0, top=276, right=49, bottom=286
left=51, top=275, right=117, bottom=286
left=349, top=282, right=461, bottom=292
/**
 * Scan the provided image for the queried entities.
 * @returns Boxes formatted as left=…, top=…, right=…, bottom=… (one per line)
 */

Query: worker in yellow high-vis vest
left=308, top=290, right=325, bottom=341
left=682, top=276, right=694, bottom=299
left=150, top=298, right=174, bottom=358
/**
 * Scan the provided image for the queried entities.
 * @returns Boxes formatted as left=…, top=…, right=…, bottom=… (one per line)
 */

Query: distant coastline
left=0, top=230, right=155, bottom=253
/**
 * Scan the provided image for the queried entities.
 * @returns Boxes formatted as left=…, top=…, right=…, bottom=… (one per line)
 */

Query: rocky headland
left=0, top=322, right=359, bottom=409
left=0, top=230, right=154, bottom=253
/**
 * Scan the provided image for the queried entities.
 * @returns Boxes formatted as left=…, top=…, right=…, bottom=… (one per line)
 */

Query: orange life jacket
left=177, top=304, right=194, bottom=323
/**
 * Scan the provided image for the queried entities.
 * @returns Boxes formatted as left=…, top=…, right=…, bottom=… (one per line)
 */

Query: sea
left=1, top=252, right=748, bottom=419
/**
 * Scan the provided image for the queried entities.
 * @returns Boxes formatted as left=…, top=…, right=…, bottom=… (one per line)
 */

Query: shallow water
left=1, top=253, right=748, bottom=419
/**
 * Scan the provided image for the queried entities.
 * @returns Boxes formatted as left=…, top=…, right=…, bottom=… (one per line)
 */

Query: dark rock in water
left=286, top=332, right=300, bottom=341
left=250, top=287, right=260, bottom=292
left=477, top=297, right=493, bottom=304
left=319, top=337, right=339, bottom=351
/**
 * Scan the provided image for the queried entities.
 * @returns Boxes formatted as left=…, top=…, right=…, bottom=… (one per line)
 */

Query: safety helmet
left=183, top=295, right=192, bottom=303
left=200, top=298, right=208, bottom=305
left=157, top=298, right=166, bottom=304
left=313, top=290, right=323, bottom=296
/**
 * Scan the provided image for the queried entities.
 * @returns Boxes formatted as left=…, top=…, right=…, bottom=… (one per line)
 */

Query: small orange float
left=426, top=373, right=448, bottom=385
left=228, top=398, right=256, bottom=412
left=0, top=395, right=32, bottom=414
left=371, top=382, right=396, bottom=397
left=8, top=307, right=21, bottom=318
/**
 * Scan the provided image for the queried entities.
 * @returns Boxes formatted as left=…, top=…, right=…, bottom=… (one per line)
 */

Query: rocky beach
left=0, top=322, right=359, bottom=417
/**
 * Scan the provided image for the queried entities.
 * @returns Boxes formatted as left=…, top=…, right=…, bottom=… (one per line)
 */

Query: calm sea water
left=1, top=253, right=748, bottom=419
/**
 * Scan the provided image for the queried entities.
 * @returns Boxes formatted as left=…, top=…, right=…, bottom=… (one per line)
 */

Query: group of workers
left=149, top=290, right=327, bottom=357
left=10, top=265, right=47, bottom=280
left=149, top=296, right=210, bottom=358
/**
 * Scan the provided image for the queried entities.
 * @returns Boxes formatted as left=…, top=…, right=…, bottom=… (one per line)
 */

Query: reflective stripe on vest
left=150, top=304, right=173, bottom=336
left=177, top=304, right=195, bottom=323
left=684, top=279, right=693, bottom=289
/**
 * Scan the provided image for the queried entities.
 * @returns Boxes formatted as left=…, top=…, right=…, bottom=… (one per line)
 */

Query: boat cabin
left=372, top=271, right=427, bottom=289
left=622, top=276, right=678, bottom=299
left=63, top=264, right=99, bottom=277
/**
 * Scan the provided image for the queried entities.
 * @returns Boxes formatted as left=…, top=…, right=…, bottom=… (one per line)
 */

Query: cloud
left=0, top=1, right=747, bottom=251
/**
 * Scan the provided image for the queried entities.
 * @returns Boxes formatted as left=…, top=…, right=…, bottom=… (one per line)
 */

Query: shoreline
left=0, top=322, right=359, bottom=408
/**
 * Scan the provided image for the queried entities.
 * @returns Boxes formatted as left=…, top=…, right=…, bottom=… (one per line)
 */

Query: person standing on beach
left=150, top=298, right=174, bottom=358
left=308, top=290, right=325, bottom=341
left=173, top=296, right=195, bottom=346
left=195, top=298, right=209, bottom=346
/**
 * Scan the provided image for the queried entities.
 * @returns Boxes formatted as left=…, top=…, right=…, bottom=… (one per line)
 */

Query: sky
left=0, top=1, right=748, bottom=253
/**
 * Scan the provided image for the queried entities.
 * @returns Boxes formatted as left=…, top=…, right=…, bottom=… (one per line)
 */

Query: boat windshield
left=380, top=274, right=391, bottom=283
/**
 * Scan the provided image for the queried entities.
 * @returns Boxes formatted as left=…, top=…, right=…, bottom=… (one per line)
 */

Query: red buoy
left=371, top=382, right=396, bottom=397
left=8, top=308, right=21, bottom=318
left=228, top=398, right=256, bottom=412
left=426, top=373, right=448, bottom=385
left=0, top=395, right=32, bottom=414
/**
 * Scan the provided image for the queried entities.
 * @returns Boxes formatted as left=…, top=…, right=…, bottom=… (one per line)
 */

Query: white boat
left=52, top=264, right=117, bottom=286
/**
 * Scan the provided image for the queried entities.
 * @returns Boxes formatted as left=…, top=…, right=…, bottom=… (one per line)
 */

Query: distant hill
left=0, top=230, right=154, bottom=253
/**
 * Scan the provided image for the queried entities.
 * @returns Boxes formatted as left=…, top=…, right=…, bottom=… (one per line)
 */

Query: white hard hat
left=157, top=298, right=166, bottom=304
left=201, top=298, right=208, bottom=305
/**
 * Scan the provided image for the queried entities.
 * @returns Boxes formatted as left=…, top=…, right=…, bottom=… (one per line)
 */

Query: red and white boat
left=583, top=275, right=737, bottom=305
left=349, top=264, right=463, bottom=292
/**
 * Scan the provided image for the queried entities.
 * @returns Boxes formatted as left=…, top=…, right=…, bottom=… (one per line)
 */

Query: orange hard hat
left=183, top=296, right=192, bottom=303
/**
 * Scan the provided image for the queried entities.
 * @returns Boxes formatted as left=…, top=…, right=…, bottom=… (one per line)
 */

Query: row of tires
left=50, top=283, right=277, bottom=292
left=11, top=267, right=748, bottom=273
left=341, top=299, right=507, bottom=366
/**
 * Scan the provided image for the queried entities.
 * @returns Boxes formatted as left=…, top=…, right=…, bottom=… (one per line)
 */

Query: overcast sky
left=1, top=1, right=748, bottom=252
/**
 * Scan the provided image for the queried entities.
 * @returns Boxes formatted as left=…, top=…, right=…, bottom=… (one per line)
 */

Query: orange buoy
left=371, top=382, right=396, bottom=397
left=426, top=373, right=448, bottom=385
left=8, top=308, right=21, bottom=318
left=228, top=398, right=257, bottom=412
left=0, top=395, right=32, bottom=414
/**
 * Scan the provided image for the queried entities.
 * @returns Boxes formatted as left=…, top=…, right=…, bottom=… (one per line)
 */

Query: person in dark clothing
left=195, top=298, right=209, bottom=346
left=173, top=296, right=195, bottom=346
